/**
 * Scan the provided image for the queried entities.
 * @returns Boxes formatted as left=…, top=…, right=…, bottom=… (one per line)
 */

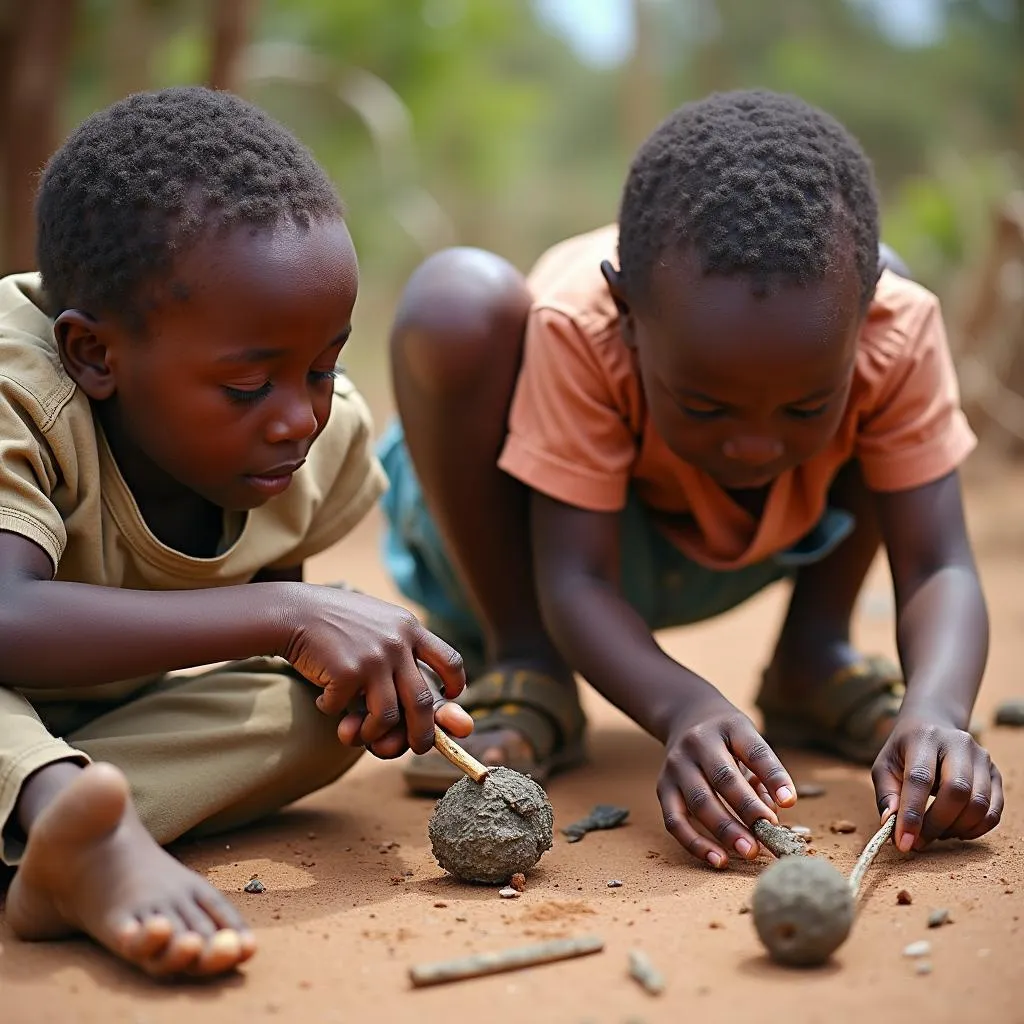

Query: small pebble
left=897, top=890, right=913, bottom=905
left=915, top=961, right=933, bottom=976
left=790, top=825, right=812, bottom=836
left=510, top=873, right=526, bottom=892
left=433, top=902, right=448, bottom=909
left=795, top=782, right=826, bottom=798
left=608, top=879, right=624, bottom=888
left=498, top=886, right=520, bottom=899
left=903, top=940, right=931, bottom=958
left=928, top=908, right=951, bottom=928
left=243, top=878, right=266, bottom=894
left=738, top=905, right=751, bottom=915
left=830, top=820, right=857, bottom=834
left=994, top=698, right=1024, bottom=726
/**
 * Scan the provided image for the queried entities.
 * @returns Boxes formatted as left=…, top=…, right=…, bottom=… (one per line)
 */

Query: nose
left=721, top=435, right=784, bottom=466
left=266, top=393, right=319, bottom=444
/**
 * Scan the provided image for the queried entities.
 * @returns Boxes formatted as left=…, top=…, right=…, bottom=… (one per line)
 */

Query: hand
left=872, top=713, right=1003, bottom=852
left=280, top=584, right=472, bottom=758
left=657, top=694, right=796, bottom=869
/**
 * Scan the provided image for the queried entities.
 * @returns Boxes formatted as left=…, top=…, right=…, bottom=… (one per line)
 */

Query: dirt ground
left=2, top=454, right=1023, bottom=1023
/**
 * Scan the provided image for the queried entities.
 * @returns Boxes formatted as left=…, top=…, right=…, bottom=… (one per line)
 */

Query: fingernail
left=707, top=851, right=724, bottom=869
left=776, top=786, right=794, bottom=803
left=898, top=832, right=914, bottom=853
left=735, top=838, right=756, bottom=858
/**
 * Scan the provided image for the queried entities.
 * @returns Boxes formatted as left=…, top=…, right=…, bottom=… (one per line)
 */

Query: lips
left=249, top=458, right=305, bottom=479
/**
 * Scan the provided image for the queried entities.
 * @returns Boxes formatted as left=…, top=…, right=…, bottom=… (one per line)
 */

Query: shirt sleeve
left=497, top=306, right=638, bottom=512
left=264, top=376, right=387, bottom=568
left=856, top=287, right=976, bottom=493
left=0, top=371, right=68, bottom=571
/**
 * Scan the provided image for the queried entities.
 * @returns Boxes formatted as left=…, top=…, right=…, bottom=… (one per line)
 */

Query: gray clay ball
left=752, top=856, right=854, bottom=967
left=428, top=767, right=554, bottom=884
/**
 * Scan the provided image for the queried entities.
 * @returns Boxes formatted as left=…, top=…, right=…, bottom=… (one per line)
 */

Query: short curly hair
left=36, top=86, right=342, bottom=326
left=618, top=90, right=879, bottom=311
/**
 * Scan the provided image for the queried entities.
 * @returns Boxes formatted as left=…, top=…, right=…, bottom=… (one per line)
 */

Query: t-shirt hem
left=0, top=509, right=62, bottom=572
left=860, top=429, right=977, bottom=493
left=498, top=440, right=626, bottom=512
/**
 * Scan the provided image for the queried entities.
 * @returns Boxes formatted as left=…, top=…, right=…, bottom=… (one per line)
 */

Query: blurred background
left=1, top=0, right=1022, bottom=447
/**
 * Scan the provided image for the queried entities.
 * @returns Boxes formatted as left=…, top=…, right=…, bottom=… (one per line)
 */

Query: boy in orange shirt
left=380, top=90, right=1002, bottom=867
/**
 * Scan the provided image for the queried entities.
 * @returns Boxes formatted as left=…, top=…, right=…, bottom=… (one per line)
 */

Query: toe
left=176, top=899, right=218, bottom=940
left=121, top=913, right=174, bottom=964
left=192, top=929, right=246, bottom=976
left=194, top=886, right=248, bottom=934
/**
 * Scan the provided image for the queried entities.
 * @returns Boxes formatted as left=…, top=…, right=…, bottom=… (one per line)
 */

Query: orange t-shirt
left=497, top=225, right=976, bottom=570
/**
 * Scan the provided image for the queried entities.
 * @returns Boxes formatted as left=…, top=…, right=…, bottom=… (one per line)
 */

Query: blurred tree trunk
left=107, top=0, right=157, bottom=100
left=208, top=0, right=256, bottom=93
left=621, top=0, right=661, bottom=152
left=0, top=0, right=76, bottom=275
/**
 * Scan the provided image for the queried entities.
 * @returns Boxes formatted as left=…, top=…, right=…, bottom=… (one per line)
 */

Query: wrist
left=253, top=580, right=309, bottom=658
left=898, top=692, right=969, bottom=731
left=660, top=675, right=730, bottom=741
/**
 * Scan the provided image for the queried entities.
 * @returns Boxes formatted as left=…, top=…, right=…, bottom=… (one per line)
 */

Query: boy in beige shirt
left=0, top=86, right=470, bottom=978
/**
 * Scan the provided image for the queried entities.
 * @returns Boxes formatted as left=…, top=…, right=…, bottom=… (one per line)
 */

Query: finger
left=674, top=755, right=760, bottom=861
left=698, top=747, right=777, bottom=829
left=919, top=736, right=977, bottom=844
left=939, top=749, right=994, bottom=840
left=741, top=767, right=774, bottom=809
left=358, top=673, right=403, bottom=747
left=656, top=779, right=728, bottom=869
left=368, top=724, right=410, bottom=760
left=391, top=657, right=438, bottom=754
left=871, top=751, right=901, bottom=827
left=434, top=700, right=474, bottom=738
left=413, top=631, right=467, bottom=701
left=316, top=678, right=360, bottom=717
left=336, top=712, right=367, bottom=746
left=895, top=738, right=940, bottom=853
left=958, top=762, right=1004, bottom=841
left=729, top=726, right=795, bottom=807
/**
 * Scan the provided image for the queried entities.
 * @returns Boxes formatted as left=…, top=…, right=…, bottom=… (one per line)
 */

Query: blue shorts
left=377, top=420, right=854, bottom=656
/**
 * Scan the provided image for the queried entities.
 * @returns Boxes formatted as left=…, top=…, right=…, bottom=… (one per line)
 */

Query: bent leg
left=385, top=248, right=583, bottom=791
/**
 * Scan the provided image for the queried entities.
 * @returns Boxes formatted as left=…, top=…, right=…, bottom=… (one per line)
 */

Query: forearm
left=0, top=579, right=302, bottom=688
left=539, top=572, right=719, bottom=742
left=895, top=563, right=988, bottom=728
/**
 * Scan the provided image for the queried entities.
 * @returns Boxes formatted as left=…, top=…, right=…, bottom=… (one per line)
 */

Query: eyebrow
left=216, top=328, right=352, bottom=365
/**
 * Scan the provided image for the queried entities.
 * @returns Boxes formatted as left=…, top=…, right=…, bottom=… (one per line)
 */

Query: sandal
left=402, top=666, right=587, bottom=796
left=756, top=655, right=906, bottom=764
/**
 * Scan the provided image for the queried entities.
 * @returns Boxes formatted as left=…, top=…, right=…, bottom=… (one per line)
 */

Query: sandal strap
left=457, top=668, right=586, bottom=757
left=760, top=655, right=904, bottom=734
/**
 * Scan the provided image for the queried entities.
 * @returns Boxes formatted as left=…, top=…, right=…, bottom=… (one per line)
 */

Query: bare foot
left=7, top=763, right=256, bottom=978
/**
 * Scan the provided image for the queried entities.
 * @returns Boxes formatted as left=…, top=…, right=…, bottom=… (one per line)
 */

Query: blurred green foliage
left=59, top=0, right=1022, bottom=324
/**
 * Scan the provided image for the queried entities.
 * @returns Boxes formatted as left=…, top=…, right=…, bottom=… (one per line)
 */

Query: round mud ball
left=752, top=857, right=854, bottom=967
left=428, top=767, right=554, bottom=885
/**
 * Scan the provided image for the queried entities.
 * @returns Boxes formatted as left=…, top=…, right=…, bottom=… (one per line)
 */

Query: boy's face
left=609, top=248, right=865, bottom=491
left=62, top=218, right=358, bottom=511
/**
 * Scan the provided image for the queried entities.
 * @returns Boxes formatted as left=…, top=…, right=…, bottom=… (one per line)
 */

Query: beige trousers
left=0, top=658, right=363, bottom=864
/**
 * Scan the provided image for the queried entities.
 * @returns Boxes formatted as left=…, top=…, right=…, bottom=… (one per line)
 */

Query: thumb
left=872, top=757, right=901, bottom=829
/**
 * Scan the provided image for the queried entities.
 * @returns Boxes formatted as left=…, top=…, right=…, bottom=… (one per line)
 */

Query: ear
left=600, top=259, right=636, bottom=348
left=54, top=309, right=118, bottom=400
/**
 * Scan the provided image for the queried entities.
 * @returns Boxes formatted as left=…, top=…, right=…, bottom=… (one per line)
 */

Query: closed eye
left=224, top=382, right=271, bottom=405
left=681, top=406, right=727, bottom=421
left=785, top=403, right=830, bottom=420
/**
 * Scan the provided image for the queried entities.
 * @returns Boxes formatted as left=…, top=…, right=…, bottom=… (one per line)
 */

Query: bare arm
left=531, top=493, right=794, bottom=868
left=0, top=531, right=469, bottom=755
left=872, top=470, right=1002, bottom=850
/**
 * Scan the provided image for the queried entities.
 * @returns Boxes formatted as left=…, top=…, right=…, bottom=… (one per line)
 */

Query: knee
left=391, top=247, right=532, bottom=395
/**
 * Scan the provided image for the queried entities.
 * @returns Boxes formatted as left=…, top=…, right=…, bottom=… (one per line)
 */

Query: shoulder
left=0, top=273, right=78, bottom=427
left=856, top=270, right=946, bottom=376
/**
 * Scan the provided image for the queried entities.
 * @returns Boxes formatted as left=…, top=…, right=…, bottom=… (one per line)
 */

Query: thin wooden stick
left=848, top=814, right=897, bottom=900
left=433, top=724, right=489, bottom=784
left=409, top=935, right=604, bottom=988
